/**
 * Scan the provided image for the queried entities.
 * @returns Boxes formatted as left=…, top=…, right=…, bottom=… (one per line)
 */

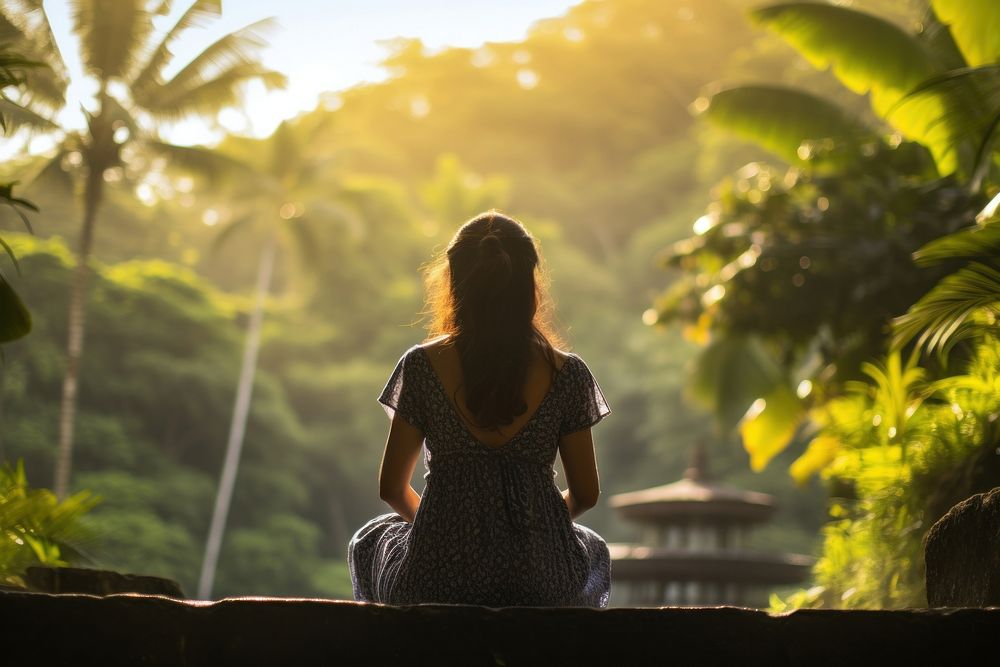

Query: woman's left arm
left=377, top=414, right=424, bottom=522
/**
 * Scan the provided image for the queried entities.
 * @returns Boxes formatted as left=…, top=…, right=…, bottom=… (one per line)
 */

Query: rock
left=25, top=566, right=185, bottom=598
left=925, top=486, right=1000, bottom=607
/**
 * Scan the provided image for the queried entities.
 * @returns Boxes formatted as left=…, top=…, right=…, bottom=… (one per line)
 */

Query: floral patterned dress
left=349, top=345, right=611, bottom=607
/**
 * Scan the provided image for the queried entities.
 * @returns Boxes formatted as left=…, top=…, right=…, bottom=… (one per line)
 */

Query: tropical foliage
left=0, top=459, right=99, bottom=588
left=0, top=45, right=43, bottom=344
left=0, top=0, right=285, bottom=499
left=658, top=0, right=1000, bottom=607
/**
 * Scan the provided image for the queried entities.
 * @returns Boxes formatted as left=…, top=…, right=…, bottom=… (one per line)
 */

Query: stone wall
left=3, top=591, right=999, bottom=665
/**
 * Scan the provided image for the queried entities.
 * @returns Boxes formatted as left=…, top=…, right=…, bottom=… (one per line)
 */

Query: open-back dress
left=349, top=344, right=612, bottom=607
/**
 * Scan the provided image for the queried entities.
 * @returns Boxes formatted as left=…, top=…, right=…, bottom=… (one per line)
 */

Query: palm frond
left=150, top=0, right=172, bottom=17
left=141, top=64, right=286, bottom=122
left=0, top=9, right=68, bottom=108
left=129, top=0, right=222, bottom=95
left=135, top=18, right=280, bottom=111
left=144, top=139, right=257, bottom=184
left=699, top=85, right=876, bottom=168
left=70, top=0, right=153, bottom=81
left=913, top=221, right=1000, bottom=266
left=892, top=262, right=1000, bottom=355
left=0, top=97, right=58, bottom=133
left=0, top=271, right=31, bottom=342
left=932, top=0, right=1000, bottom=67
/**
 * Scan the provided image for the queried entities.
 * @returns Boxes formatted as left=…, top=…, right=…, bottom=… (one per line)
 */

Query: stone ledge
left=2, top=591, right=998, bottom=666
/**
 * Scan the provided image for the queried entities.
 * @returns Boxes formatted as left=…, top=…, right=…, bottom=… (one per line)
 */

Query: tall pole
left=197, top=233, right=277, bottom=599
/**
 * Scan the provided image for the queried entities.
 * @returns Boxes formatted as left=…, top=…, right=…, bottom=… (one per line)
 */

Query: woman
left=349, top=210, right=611, bottom=607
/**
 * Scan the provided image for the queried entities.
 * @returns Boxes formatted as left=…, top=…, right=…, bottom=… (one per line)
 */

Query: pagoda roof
left=610, top=440, right=778, bottom=524
left=609, top=477, right=776, bottom=524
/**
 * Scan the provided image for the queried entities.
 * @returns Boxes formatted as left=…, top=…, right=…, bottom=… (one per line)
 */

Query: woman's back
left=350, top=343, right=610, bottom=606
left=421, top=337, right=567, bottom=448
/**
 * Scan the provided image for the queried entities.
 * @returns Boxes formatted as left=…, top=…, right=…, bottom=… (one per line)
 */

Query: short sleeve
left=560, top=355, right=611, bottom=436
left=378, top=347, right=426, bottom=431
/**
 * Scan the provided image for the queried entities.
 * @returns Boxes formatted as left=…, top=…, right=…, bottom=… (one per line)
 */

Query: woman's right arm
left=558, top=428, right=601, bottom=519
left=378, top=413, right=424, bottom=522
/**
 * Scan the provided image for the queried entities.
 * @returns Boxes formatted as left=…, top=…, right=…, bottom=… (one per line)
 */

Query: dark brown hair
left=424, top=210, right=562, bottom=429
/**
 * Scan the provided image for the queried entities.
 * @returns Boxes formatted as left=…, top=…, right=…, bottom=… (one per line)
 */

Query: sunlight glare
left=976, top=191, right=1000, bottom=223
left=410, top=95, right=431, bottom=118
left=136, top=183, right=156, bottom=206
left=218, top=108, right=250, bottom=133
left=516, top=69, right=540, bottom=89
left=471, top=47, right=495, bottom=68
left=744, top=398, right=766, bottom=422
left=692, top=214, right=715, bottom=235
left=796, top=380, right=812, bottom=399
left=701, top=284, right=725, bottom=307
left=642, top=23, right=662, bottom=39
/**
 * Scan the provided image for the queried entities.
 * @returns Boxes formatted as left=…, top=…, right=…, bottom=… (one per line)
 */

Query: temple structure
left=608, top=442, right=813, bottom=607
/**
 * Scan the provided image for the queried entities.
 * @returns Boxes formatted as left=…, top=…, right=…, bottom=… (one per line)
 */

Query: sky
left=41, top=0, right=579, bottom=146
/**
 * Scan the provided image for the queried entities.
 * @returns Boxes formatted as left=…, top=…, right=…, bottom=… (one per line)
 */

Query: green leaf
left=789, top=434, right=840, bottom=486
left=0, top=235, right=21, bottom=273
left=739, top=384, right=804, bottom=472
left=912, top=221, right=1000, bottom=266
left=892, top=262, right=1000, bottom=355
left=932, top=0, right=1000, bottom=67
left=0, top=272, right=31, bottom=342
left=752, top=4, right=934, bottom=103
left=888, top=65, right=1000, bottom=185
left=690, top=335, right=786, bottom=430
left=751, top=3, right=964, bottom=173
left=700, top=85, right=875, bottom=168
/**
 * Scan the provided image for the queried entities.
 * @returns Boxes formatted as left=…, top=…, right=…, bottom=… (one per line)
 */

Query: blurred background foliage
left=0, top=0, right=995, bottom=606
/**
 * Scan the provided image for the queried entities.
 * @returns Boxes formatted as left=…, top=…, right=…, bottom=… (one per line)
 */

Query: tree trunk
left=198, top=233, right=277, bottom=600
left=53, top=164, right=103, bottom=499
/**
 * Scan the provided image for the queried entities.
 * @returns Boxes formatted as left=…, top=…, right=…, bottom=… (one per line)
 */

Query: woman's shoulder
left=551, top=347, right=573, bottom=372
left=415, top=336, right=454, bottom=367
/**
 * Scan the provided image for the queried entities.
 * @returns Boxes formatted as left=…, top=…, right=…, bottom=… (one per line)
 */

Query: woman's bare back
left=421, top=336, right=569, bottom=448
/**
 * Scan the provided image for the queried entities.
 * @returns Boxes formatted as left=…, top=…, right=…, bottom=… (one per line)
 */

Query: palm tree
left=0, top=1, right=285, bottom=498
left=195, top=119, right=359, bottom=599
